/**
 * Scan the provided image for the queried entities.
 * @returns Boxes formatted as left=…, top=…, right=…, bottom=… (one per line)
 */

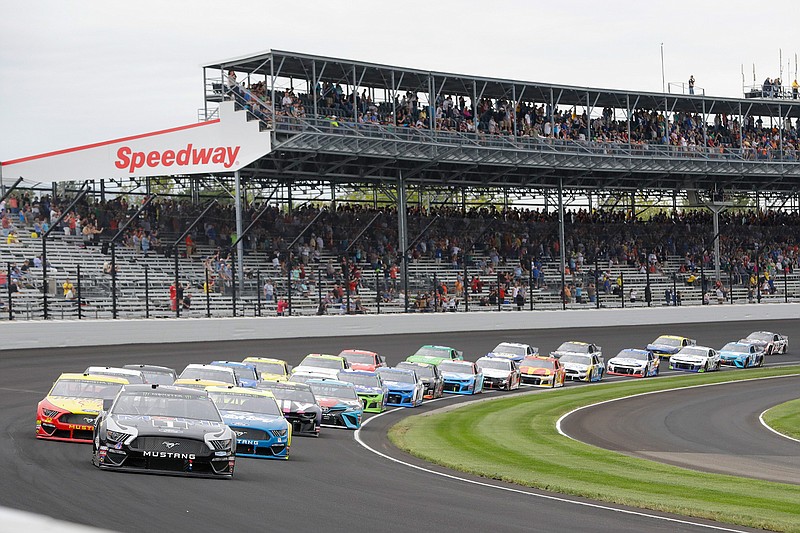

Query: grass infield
left=389, top=366, right=800, bottom=532
left=763, top=397, right=800, bottom=441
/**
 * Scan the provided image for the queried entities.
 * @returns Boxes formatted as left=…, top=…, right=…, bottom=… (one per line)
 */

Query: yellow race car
left=242, top=357, right=291, bottom=381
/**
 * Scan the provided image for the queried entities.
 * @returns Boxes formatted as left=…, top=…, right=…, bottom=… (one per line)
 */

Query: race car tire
left=757, top=356, right=764, bottom=367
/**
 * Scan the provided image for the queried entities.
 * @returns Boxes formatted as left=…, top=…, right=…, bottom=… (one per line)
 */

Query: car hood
left=520, top=366, right=553, bottom=375
left=259, top=372, right=288, bottom=382
left=487, top=352, right=525, bottom=362
left=293, top=366, right=340, bottom=378
left=740, top=339, right=767, bottom=346
left=608, top=358, right=646, bottom=367
left=383, top=380, right=416, bottom=391
left=274, top=398, right=321, bottom=415
left=349, top=363, right=378, bottom=372
left=316, top=397, right=361, bottom=410
left=719, top=351, right=748, bottom=359
left=441, top=371, right=476, bottom=380
left=561, top=362, right=590, bottom=371
left=671, top=355, right=707, bottom=364
left=111, top=414, right=226, bottom=439
left=220, top=410, right=286, bottom=430
left=46, top=396, right=103, bottom=414
left=481, top=368, right=512, bottom=378
left=353, top=385, right=384, bottom=395
left=647, top=343, right=680, bottom=353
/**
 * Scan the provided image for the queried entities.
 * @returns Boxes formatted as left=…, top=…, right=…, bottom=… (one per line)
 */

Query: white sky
left=1, top=0, right=797, bottom=160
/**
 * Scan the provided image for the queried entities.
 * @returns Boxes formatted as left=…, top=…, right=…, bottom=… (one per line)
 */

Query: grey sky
left=1, top=0, right=797, bottom=160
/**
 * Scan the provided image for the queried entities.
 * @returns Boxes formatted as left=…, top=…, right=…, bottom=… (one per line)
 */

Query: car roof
left=85, top=366, right=144, bottom=377
left=339, top=349, right=378, bottom=356
left=307, top=379, right=354, bottom=388
left=495, top=341, right=530, bottom=347
left=379, top=367, right=415, bottom=375
left=723, top=341, right=752, bottom=348
left=522, top=355, right=557, bottom=362
left=615, top=349, right=650, bottom=356
left=210, top=361, right=254, bottom=368
left=257, top=381, right=311, bottom=391
left=397, top=361, right=434, bottom=368
left=174, top=378, right=231, bottom=387
left=421, top=344, right=454, bottom=350
left=57, top=372, right=129, bottom=384
left=476, top=356, right=511, bottom=363
left=655, top=335, right=686, bottom=340
left=339, top=369, right=379, bottom=377
left=184, top=363, right=236, bottom=373
left=122, top=364, right=176, bottom=373
left=243, top=357, right=288, bottom=365
left=205, top=385, right=275, bottom=398
left=303, top=353, right=345, bottom=361
left=560, top=341, right=589, bottom=346
left=120, top=384, right=207, bottom=396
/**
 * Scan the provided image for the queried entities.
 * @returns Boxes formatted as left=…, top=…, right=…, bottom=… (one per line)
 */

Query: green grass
left=390, top=366, right=800, bottom=532
left=763, top=397, right=800, bottom=441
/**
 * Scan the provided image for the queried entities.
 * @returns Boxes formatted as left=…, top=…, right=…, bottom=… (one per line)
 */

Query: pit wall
left=2, top=304, right=797, bottom=351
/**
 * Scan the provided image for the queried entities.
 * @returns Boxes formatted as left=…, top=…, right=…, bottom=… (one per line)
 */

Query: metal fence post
left=145, top=264, right=150, bottom=319
left=232, top=259, right=237, bottom=317
left=620, top=272, right=624, bottom=308
left=376, top=270, right=381, bottom=314
left=464, top=260, right=469, bottom=312
left=528, top=265, right=533, bottom=311
left=785, top=269, right=789, bottom=303
left=497, top=273, right=502, bottom=312
left=7, top=262, right=14, bottom=320
left=111, top=242, right=117, bottom=319
left=76, top=264, right=82, bottom=320
left=595, top=256, right=600, bottom=309
left=257, top=270, right=262, bottom=317
left=433, top=272, right=438, bottom=313
left=204, top=267, right=210, bottom=318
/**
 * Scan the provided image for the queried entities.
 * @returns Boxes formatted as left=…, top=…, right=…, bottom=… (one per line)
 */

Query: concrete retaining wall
left=2, top=304, right=797, bottom=351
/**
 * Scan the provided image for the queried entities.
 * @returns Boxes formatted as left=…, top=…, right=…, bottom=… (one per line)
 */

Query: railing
left=743, top=84, right=800, bottom=100
left=668, top=82, right=705, bottom=96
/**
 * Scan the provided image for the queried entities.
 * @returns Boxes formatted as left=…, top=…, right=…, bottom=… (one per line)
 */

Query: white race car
left=669, top=345, right=720, bottom=373
left=550, top=341, right=602, bottom=362
left=739, top=331, right=788, bottom=355
left=487, top=342, right=539, bottom=363
left=476, top=356, right=521, bottom=390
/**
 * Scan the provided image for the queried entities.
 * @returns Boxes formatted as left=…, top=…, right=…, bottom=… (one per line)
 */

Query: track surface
left=2, top=318, right=799, bottom=532
left=561, top=375, right=800, bottom=484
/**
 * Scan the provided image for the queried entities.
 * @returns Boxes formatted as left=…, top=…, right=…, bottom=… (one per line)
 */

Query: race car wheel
left=757, top=356, right=764, bottom=367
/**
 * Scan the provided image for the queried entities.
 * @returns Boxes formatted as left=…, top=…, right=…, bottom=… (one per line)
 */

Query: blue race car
left=718, top=342, right=765, bottom=368
left=206, top=386, right=291, bottom=459
left=376, top=368, right=424, bottom=407
left=210, top=361, right=259, bottom=388
left=307, top=379, right=363, bottom=429
left=337, top=370, right=388, bottom=413
left=439, top=360, right=484, bottom=395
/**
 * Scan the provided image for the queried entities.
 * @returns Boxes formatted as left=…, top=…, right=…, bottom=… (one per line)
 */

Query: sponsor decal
left=114, top=144, right=241, bottom=173
left=142, top=451, right=196, bottom=459
left=238, top=439, right=259, bottom=445
left=114, top=442, right=123, bottom=450
left=68, top=424, right=93, bottom=430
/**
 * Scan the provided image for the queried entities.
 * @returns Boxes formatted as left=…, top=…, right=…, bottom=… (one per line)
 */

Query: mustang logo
left=84, top=417, right=96, bottom=424
left=162, top=441, right=180, bottom=449
left=235, top=431, right=245, bottom=437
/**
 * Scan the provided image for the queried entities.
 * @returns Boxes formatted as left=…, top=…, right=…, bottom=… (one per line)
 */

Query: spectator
left=62, top=278, right=75, bottom=299
left=688, top=75, right=695, bottom=95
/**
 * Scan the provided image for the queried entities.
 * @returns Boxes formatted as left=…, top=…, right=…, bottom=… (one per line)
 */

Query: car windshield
left=493, top=343, right=526, bottom=356
left=746, top=332, right=772, bottom=342
left=341, top=352, right=376, bottom=365
left=722, top=343, right=750, bottom=354
left=86, top=370, right=145, bottom=384
left=207, top=392, right=282, bottom=416
left=679, top=347, right=707, bottom=356
left=559, top=354, right=592, bottom=365
left=522, top=357, right=554, bottom=369
left=250, top=362, right=286, bottom=376
left=288, top=373, right=315, bottom=384
left=112, top=391, right=222, bottom=421
left=477, top=359, right=512, bottom=371
left=299, top=356, right=343, bottom=369
left=50, top=379, right=123, bottom=400
left=180, top=367, right=235, bottom=384
left=412, top=346, right=451, bottom=358
left=228, top=366, right=257, bottom=382
left=140, top=371, right=175, bottom=385
left=653, top=336, right=681, bottom=347
left=398, top=363, right=435, bottom=378
left=309, top=383, right=358, bottom=401
left=439, top=362, right=473, bottom=374
left=556, top=342, right=589, bottom=353
left=269, top=388, right=316, bottom=404
left=338, top=373, right=380, bottom=388
left=377, top=369, right=415, bottom=383
left=615, top=350, right=648, bottom=361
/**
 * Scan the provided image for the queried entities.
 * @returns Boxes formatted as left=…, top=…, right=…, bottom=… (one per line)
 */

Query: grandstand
left=1, top=50, right=799, bottom=320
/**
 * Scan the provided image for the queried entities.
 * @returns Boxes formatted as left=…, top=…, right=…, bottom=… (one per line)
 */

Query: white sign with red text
left=1, top=100, right=270, bottom=182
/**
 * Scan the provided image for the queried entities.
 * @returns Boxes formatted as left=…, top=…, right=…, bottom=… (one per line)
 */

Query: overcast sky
left=1, top=0, right=797, bottom=161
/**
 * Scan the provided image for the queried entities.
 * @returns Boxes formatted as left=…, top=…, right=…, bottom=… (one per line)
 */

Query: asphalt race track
left=1, top=317, right=799, bottom=532
left=560, top=375, right=800, bottom=484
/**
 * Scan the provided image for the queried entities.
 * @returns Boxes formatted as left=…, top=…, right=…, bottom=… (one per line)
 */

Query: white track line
left=758, top=407, right=800, bottom=444
left=354, top=396, right=749, bottom=532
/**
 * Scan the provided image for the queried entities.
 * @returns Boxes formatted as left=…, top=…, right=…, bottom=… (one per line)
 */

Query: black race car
left=256, top=381, right=321, bottom=437
left=92, top=384, right=236, bottom=478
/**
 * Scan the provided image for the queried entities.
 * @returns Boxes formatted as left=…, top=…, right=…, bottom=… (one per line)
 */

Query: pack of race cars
left=35, top=331, right=787, bottom=478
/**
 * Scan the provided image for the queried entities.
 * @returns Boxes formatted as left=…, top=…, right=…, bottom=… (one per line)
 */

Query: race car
left=558, top=352, right=605, bottom=382
left=405, top=345, right=463, bottom=366
left=206, top=386, right=291, bottom=460
left=439, top=361, right=484, bottom=395
left=36, top=373, right=128, bottom=443
left=486, top=342, right=539, bottom=363
left=550, top=341, right=602, bottom=362
left=669, top=345, right=720, bottom=373
left=256, top=381, right=321, bottom=437
left=173, top=378, right=233, bottom=391
left=646, top=335, right=696, bottom=359
left=376, top=367, right=425, bottom=407
left=337, top=370, right=388, bottom=413
left=123, top=364, right=177, bottom=385
left=476, top=356, right=520, bottom=390
left=242, top=357, right=291, bottom=381
left=606, top=349, right=660, bottom=378
left=519, top=355, right=566, bottom=388
left=210, top=361, right=259, bottom=388
left=178, top=364, right=237, bottom=386
left=739, top=331, right=789, bottom=355
left=396, top=361, right=444, bottom=399
left=718, top=342, right=765, bottom=368
left=292, top=353, right=350, bottom=379
left=92, top=384, right=236, bottom=478
left=338, top=349, right=387, bottom=371
left=307, top=380, right=363, bottom=429
left=84, top=366, right=146, bottom=384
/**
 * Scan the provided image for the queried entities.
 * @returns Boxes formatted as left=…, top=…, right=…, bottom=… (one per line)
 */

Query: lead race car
left=37, top=373, right=129, bottom=443
left=92, top=384, right=236, bottom=478
left=669, top=345, right=720, bottom=373
left=606, top=349, right=659, bottom=378
left=739, top=331, right=788, bottom=355
left=206, top=386, right=291, bottom=460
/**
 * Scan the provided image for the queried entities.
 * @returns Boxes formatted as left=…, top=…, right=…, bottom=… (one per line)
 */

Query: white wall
left=2, top=304, right=797, bottom=351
